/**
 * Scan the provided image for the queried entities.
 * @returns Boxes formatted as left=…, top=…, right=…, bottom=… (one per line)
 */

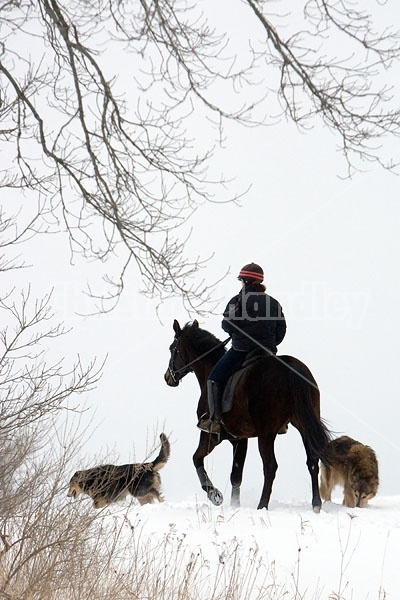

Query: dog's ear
left=173, top=319, right=181, bottom=335
left=192, top=319, right=199, bottom=328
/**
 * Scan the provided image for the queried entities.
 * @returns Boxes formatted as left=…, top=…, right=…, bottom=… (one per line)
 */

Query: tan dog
left=68, top=433, right=170, bottom=508
left=320, top=435, right=379, bottom=508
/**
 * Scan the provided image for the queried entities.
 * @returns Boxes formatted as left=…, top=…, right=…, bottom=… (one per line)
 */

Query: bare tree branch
left=245, top=0, right=400, bottom=173
left=0, top=288, right=102, bottom=436
left=0, top=0, right=399, bottom=310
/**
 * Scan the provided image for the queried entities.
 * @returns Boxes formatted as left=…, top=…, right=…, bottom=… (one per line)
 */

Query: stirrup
left=197, top=416, right=221, bottom=435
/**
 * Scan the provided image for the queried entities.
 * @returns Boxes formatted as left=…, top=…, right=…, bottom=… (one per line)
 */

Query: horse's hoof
left=207, top=488, right=223, bottom=506
left=231, top=497, right=240, bottom=508
left=231, top=486, right=240, bottom=508
left=313, top=505, right=321, bottom=514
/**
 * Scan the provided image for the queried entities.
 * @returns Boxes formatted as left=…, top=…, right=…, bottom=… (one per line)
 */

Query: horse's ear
left=173, top=319, right=181, bottom=335
left=192, top=319, right=199, bottom=328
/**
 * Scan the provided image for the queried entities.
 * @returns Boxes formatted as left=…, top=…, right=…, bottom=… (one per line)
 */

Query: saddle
left=221, top=349, right=274, bottom=414
left=241, top=347, right=273, bottom=367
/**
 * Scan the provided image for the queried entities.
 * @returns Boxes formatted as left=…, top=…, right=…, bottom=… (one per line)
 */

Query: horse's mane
left=182, top=322, right=226, bottom=360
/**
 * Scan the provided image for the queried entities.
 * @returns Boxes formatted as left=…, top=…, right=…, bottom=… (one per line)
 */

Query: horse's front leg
left=193, top=433, right=223, bottom=506
left=229, top=439, right=248, bottom=508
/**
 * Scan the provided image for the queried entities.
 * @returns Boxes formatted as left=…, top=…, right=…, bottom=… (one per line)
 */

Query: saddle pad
left=221, top=367, right=247, bottom=414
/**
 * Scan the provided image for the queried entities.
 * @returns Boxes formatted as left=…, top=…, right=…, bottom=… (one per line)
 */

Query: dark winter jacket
left=221, top=284, right=286, bottom=353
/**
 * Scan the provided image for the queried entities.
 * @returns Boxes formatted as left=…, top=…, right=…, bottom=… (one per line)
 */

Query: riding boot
left=197, top=380, right=223, bottom=434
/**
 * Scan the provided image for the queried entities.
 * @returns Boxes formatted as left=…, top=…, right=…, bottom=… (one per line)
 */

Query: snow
left=98, top=493, right=400, bottom=599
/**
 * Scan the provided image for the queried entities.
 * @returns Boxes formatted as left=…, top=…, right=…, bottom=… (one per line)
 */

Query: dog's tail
left=152, top=433, right=170, bottom=471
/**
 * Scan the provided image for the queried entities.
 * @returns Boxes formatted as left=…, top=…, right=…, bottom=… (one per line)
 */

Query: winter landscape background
left=1, top=0, right=400, bottom=598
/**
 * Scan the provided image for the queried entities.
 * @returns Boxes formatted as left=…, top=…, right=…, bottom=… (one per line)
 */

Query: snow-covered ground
left=99, top=494, right=400, bottom=600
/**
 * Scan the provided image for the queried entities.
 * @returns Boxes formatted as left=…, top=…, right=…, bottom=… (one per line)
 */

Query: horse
left=164, top=319, right=333, bottom=512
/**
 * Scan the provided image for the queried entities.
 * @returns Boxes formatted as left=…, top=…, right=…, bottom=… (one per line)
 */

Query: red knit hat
left=238, top=263, right=264, bottom=283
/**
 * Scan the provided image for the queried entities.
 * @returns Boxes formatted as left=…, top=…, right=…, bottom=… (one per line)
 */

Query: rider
left=197, top=262, right=287, bottom=434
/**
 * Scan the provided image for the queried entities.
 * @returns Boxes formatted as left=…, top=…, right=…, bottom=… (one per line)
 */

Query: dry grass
left=0, top=425, right=390, bottom=600
left=0, top=291, right=388, bottom=599
left=0, top=435, right=285, bottom=600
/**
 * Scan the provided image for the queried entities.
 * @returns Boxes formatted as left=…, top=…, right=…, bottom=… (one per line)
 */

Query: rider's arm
left=275, top=304, right=287, bottom=346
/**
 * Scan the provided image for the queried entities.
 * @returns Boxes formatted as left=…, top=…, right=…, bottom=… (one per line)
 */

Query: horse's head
left=164, top=319, right=199, bottom=386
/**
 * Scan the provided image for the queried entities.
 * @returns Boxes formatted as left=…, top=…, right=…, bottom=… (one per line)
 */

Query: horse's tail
left=288, top=366, right=333, bottom=465
left=152, top=433, right=171, bottom=471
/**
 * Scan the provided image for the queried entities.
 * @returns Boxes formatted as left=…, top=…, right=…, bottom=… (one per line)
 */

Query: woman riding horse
left=198, top=262, right=287, bottom=434
left=165, top=319, right=332, bottom=511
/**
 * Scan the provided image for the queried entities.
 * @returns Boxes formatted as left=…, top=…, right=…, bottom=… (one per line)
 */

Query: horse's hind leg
left=193, top=433, right=223, bottom=506
left=229, top=439, right=248, bottom=508
left=301, top=435, right=322, bottom=512
left=309, top=457, right=322, bottom=512
left=257, top=435, right=278, bottom=510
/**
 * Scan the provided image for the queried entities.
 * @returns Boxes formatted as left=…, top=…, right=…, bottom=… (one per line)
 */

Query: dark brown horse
left=164, top=319, right=332, bottom=512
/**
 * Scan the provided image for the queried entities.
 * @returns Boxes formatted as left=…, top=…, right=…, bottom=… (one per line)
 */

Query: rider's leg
left=197, top=348, right=246, bottom=434
left=197, top=379, right=223, bottom=434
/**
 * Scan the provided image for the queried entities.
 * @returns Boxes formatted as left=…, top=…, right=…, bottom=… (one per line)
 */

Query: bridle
left=168, top=335, right=231, bottom=384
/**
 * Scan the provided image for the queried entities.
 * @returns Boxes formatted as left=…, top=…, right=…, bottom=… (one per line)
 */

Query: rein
left=169, top=336, right=231, bottom=383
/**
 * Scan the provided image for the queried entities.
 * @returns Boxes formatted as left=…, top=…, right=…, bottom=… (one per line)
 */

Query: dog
left=68, top=433, right=170, bottom=508
left=320, top=435, right=379, bottom=508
